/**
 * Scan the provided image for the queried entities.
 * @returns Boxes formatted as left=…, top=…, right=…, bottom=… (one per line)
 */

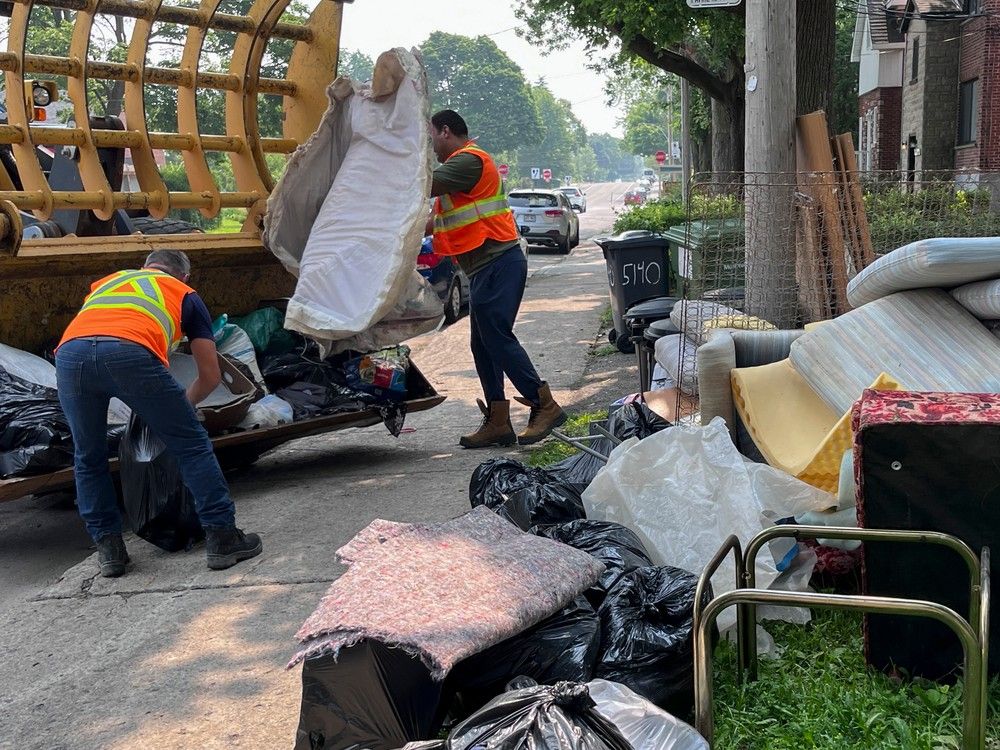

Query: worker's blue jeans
left=55, top=337, right=236, bottom=542
left=469, top=245, right=543, bottom=404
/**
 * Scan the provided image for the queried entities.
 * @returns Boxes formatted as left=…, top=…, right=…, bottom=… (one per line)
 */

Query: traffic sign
left=530, top=167, right=541, bottom=180
left=654, top=150, right=666, bottom=164
left=498, top=163, right=509, bottom=177
left=542, top=168, right=552, bottom=182
left=671, top=141, right=681, bottom=160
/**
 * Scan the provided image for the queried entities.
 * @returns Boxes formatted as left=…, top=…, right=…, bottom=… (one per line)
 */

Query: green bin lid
left=663, top=219, right=745, bottom=247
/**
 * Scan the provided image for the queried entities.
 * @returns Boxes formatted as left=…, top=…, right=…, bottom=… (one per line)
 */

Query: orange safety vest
left=432, top=144, right=520, bottom=256
left=59, top=269, right=195, bottom=366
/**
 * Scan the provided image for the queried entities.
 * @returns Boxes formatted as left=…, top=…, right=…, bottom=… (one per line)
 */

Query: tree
left=516, top=0, right=744, bottom=173
left=830, top=3, right=860, bottom=138
left=622, top=96, right=671, bottom=158
left=420, top=31, right=543, bottom=155
left=516, top=82, right=586, bottom=183
left=589, top=133, right=633, bottom=181
left=337, top=49, right=375, bottom=82
left=516, top=0, right=840, bottom=175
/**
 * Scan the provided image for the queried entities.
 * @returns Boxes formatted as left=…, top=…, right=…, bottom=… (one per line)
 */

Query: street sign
left=687, top=0, right=740, bottom=7
left=671, top=141, right=681, bottom=160
left=542, top=168, right=552, bottom=182
left=530, top=167, right=541, bottom=180
left=498, top=163, right=509, bottom=177
left=654, top=150, right=666, bottom=164
left=659, top=164, right=682, bottom=172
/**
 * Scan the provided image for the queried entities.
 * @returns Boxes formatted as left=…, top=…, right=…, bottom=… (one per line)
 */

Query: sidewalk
left=0, top=238, right=639, bottom=750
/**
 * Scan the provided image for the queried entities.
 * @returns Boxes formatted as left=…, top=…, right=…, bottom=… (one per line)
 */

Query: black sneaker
left=96, top=534, right=129, bottom=578
left=205, top=527, right=263, bottom=570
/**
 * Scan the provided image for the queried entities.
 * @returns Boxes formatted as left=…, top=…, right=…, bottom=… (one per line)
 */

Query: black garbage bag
left=469, top=458, right=586, bottom=531
left=0, top=368, right=74, bottom=477
left=446, top=597, right=601, bottom=714
left=596, top=566, right=710, bottom=716
left=260, top=339, right=351, bottom=393
left=549, top=404, right=670, bottom=494
left=532, top=521, right=654, bottom=606
left=446, top=681, right=632, bottom=750
left=607, top=402, right=670, bottom=440
left=276, top=381, right=375, bottom=421
left=295, top=640, right=445, bottom=750
left=119, top=414, right=204, bottom=552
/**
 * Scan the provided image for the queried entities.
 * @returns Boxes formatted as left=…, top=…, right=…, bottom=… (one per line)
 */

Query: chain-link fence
left=662, top=169, right=1000, bottom=423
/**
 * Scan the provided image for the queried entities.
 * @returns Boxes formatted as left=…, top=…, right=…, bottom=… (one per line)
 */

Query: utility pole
left=744, top=0, right=796, bottom=328
left=681, top=77, right=691, bottom=204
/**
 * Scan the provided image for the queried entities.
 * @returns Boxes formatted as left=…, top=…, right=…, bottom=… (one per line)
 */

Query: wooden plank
left=831, top=135, right=864, bottom=275
left=836, top=132, right=876, bottom=268
left=795, top=198, right=833, bottom=323
left=796, top=111, right=851, bottom=315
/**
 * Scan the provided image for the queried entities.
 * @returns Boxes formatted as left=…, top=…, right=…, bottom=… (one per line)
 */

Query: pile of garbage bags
left=402, top=679, right=707, bottom=750
left=464, top=455, right=710, bottom=722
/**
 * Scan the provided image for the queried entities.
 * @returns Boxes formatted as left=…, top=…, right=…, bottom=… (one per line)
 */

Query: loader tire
left=129, top=216, right=204, bottom=235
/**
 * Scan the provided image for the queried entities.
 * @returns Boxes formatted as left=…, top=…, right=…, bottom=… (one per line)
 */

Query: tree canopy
left=420, top=31, right=543, bottom=155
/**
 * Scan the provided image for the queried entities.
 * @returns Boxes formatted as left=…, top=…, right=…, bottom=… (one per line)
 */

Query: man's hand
left=186, top=337, right=222, bottom=406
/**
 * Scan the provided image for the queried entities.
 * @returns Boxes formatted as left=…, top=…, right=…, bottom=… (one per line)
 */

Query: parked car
left=418, top=236, right=469, bottom=323
left=508, top=189, right=580, bottom=254
left=623, top=189, right=645, bottom=206
left=558, top=185, right=587, bottom=213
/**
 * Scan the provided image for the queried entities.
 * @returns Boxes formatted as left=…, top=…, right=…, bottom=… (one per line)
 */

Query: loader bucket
left=0, top=0, right=347, bottom=351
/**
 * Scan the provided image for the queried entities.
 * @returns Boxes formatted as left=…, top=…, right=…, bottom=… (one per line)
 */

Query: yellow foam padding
left=731, top=359, right=838, bottom=476
left=701, top=313, right=777, bottom=334
left=795, top=371, right=901, bottom=492
left=732, top=362, right=901, bottom=493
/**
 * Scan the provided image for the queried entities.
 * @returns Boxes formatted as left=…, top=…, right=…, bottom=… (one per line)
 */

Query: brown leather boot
left=515, top=383, right=568, bottom=445
left=459, top=399, right=517, bottom=449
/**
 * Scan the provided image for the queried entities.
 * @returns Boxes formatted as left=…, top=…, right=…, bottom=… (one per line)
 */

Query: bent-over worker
left=428, top=109, right=566, bottom=448
left=55, top=249, right=262, bottom=577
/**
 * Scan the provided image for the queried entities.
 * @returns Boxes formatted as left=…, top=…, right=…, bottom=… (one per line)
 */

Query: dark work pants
left=468, top=245, right=544, bottom=405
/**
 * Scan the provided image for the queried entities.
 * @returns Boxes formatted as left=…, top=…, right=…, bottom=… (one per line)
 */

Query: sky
left=338, top=0, right=625, bottom=137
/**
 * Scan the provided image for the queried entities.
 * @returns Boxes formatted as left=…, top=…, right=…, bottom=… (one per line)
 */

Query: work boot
left=206, top=527, right=263, bottom=570
left=459, top=399, right=517, bottom=449
left=515, top=383, right=567, bottom=445
left=96, top=533, right=129, bottom=578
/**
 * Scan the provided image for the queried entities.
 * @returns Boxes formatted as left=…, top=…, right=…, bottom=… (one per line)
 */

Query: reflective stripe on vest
left=78, top=271, right=177, bottom=349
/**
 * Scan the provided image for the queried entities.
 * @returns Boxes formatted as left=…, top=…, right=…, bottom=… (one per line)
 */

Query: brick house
left=853, top=0, right=994, bottom=179
left=852, top=0, right=906, bottom=171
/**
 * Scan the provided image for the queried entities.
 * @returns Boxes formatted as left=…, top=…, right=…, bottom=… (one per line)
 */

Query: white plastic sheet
left=237, top=394, right=293, bottom=431
left=215, top=323, right=265, bottom=388
left=588, top=679, right=708, bottom=750
left=582, top=418, right=833, bottom=630
left=264, top=48, right=441, bottom=355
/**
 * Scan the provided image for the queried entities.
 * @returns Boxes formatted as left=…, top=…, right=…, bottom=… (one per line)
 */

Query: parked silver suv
left=508, top=189, right=580, bottom=254
left=558, top=186, right=587, bottom=213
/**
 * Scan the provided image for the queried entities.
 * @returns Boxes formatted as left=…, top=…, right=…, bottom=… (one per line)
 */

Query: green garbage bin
left=664, top=219, right=745, bottom=297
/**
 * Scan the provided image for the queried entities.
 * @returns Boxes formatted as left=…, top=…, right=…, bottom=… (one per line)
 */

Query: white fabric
left=582, top=419, right=832, bottom=631
left=264, top=48, right=441, bottom=355
left=654, top=333, right=698, bottom=396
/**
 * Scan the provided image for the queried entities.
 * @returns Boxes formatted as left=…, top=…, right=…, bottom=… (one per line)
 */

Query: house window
left=958, top=79, right=980, bottom=145
left=911, top=38, right=920, bottom=84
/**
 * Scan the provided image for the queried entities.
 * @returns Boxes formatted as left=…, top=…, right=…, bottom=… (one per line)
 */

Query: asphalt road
left=0, top=182, right=635, bottom=749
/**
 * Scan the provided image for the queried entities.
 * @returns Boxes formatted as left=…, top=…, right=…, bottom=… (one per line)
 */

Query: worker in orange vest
left=55, top=249, right=262, bottom=577
left=428, top=109, right=566, bottom=448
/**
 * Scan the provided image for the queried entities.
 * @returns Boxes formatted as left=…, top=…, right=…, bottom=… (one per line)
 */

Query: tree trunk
left=796, top=0, right=836, bottom=116
left=711, top=96, right=744, bottom=181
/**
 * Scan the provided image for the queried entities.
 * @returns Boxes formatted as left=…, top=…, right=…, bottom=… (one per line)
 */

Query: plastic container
left=594, top=231, right=672, bottom=353
left=664, top=219, right=745, bottom=298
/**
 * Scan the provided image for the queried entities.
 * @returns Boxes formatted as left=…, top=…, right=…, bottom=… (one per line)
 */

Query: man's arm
left=180, top=292, right=221, bottom=405
left=187, top=337, right=222, bottom=406
left=431, top=152, right=482, bottom=197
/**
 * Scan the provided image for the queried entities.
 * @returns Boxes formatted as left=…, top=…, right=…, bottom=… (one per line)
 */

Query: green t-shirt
left=433, top=151, right=518, bottom=276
